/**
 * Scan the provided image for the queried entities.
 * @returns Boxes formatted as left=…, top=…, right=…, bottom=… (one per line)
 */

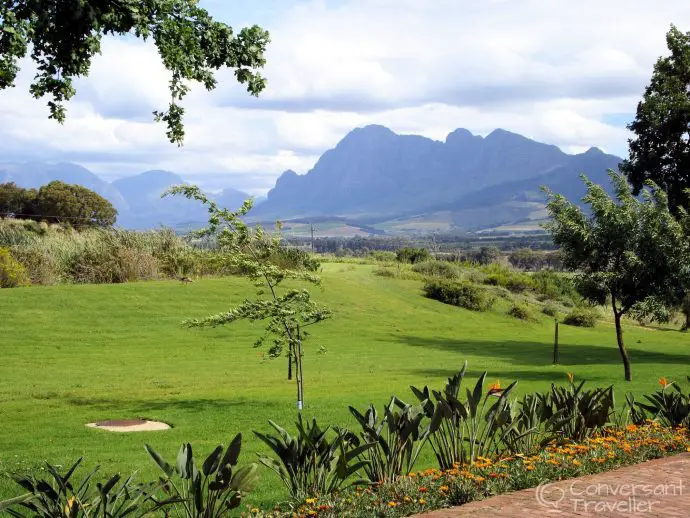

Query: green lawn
left=1, top=263, right=688, bottom=509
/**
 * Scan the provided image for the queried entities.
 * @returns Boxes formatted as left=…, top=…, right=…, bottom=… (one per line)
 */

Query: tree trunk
left=614, top=309, right=632, bottom=381
left=287, top=342, right=293, bottom=380
left=295, top=327, right=304, bottom=411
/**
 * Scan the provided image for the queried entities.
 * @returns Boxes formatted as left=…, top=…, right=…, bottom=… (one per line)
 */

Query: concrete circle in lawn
left=86, top=419, right=170, bottom=432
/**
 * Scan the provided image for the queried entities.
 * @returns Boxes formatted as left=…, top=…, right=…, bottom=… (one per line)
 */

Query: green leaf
left=145, top=444, right=174, bottom=477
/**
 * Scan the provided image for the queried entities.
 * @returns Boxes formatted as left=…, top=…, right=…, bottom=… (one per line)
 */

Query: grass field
left=1, top=263, right=689, bottom=509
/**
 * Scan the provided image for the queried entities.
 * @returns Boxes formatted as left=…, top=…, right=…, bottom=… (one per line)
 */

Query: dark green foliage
left=411, top=260, right=460, bottom=279
left=563, top=307, right=599, bottom=328
left=0, top=1, right=269, bottom=144
left=544, top=171, right=690, bottom=381
left=506, top=303, right=535, bottom=321
left=145, top=435, right=258, bottom=517
left=269, top=246, right=321, bottom=272
left=423, top=279, right=494, bottom=312
left=395, top=247, right=429, bottom=264
left=36, top=181, right=117, bottom=226
left=620, top=26, right=690, bottom=213
left=411, top=364, right=524, bottom=468
left=1, top=181, right=117, bottom=226
left=530, top=270, right=578, bottom=302
left=540, top=380, right=615, bottom=442
left=480, top=263, right=533, bottom=293
left=254, top=416, right=372, bottom=500
left=2, top=458, right=160, bottom=517
left=633, top=378, right=690, bottom=428
left=348, top=398, right=427, bottom=483
left=542, top=303, right=559, bottom=318
left=0, top=182, right=36, bottom=216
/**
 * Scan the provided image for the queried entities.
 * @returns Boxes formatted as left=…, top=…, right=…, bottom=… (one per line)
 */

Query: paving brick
left=414, top=453, right=690, bottom=517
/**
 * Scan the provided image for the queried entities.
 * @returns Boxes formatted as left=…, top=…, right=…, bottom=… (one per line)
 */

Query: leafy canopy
left=1, top=180, right=117, bottom=227
left=544, top=171, right=690, bottom=318
left=0, top=0, right=270, bottom=144
left=620, top=25, right=690, bottom=212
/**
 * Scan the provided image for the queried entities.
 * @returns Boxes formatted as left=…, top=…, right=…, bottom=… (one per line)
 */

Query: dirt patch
left=86, top=419, right=170, bottom=432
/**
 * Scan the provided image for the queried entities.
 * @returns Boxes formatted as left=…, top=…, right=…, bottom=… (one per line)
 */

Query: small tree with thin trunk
left=166, top=185, right=331, bottom=409
left=543, top=171, right=690, bottom=381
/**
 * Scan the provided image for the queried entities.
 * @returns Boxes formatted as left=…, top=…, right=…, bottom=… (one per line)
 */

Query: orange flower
left=567, top=372, right=574, bottom=383
left=439, top=485, right=449, bottom=492
left=659, top=377, right=670, bottom=389
left=388, top=501, right=398, bottom=508
left=488, top=380, right=502, bottom=396
left=419, top=498, right=427, bottom=505
left=419, top=486, right=428, bottom=493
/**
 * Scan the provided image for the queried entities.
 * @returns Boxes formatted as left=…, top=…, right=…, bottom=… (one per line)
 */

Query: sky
left=0, top=0, right=688, bottom=194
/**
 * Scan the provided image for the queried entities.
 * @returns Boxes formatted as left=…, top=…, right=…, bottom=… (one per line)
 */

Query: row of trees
left=0, top=181, right=117, bottom=227
left=545, top=26, right=690, bottom=382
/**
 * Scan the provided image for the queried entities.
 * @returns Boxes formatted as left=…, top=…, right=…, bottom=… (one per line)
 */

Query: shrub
left=481, top=263, right=532, bottom=293
left=563, top=307, right=599, bottom=327
left=145, top=435, right=258, bottom=516
left=542, top=303, right=559, bottom=317
left=423, top=280, right=494, bottom=312
left=370, top=250, right=396, bottom=262
left=531, top=270, right=578, bottom=303
left=270, top=246, right=321, bottom=272
left=0, top=247, right=30, bottom=288
left=349, top=398, right=426, bottom=482
left=506, top=303, right=535, bottom=321
left=412, top=260, right=460, bottom=279
left=396, top=247, right=429, bottom=264
left=254, top=416, right=371, bottom=500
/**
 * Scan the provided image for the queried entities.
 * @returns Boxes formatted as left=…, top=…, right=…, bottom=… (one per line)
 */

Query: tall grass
left=1, top=219, right=319, bottom=285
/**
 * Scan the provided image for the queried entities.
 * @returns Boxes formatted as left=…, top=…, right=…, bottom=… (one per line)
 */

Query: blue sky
left=0, top=0, right=688, bottom=194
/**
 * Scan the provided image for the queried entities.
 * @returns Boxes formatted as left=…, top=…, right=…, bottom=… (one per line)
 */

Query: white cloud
left=1, top=0, right=689, bottom=194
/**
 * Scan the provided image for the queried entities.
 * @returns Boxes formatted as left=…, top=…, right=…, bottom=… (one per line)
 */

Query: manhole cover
left=86, top=419, right=170, bottom=432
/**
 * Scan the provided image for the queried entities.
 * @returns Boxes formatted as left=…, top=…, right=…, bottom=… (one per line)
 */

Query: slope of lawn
left=1, top=263, right=689, bottom=508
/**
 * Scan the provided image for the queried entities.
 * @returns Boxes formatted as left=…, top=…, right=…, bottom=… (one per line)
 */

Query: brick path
left=415, top=453, right=690, bottom=517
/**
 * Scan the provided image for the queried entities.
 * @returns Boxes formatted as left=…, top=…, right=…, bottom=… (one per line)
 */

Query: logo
left=535, top=481, right=566, bottom=509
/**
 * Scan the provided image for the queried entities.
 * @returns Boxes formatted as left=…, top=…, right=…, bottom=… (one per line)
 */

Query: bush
left=412, top=260, right=461, bottom=279
left=0, top=247, right=30, bottom=288
left=423, top=280, right=494, bottom=312
left=480, top=263, right=532, bottom=293
left=270, top=246, right=321, bottom=272
left=531, top=270, right=578, bottom=303
left=396, top=247, right=429, bottom=264
left=506, top=303, right=536, bottom=321
left=563, top=307, right=599, bottom=327
left=370, top=250, right=396, bottom=262
left=542, top=303, right=559, bottom=317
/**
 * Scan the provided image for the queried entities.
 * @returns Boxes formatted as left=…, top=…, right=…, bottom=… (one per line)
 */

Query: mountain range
left=0, top=164, right=252, bottom=229
left=0, top=125, right=623, bottom=234
left=250, top=125, right=622, bottom=233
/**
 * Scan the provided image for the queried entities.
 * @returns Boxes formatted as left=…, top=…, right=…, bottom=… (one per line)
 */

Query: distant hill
left=1, top=126, right=624, bottom=234
left=0, top=161, right=128, bottom=213
left=0, top=164, right=250, bottom=229
left=250, top=125, right=623, bottom=232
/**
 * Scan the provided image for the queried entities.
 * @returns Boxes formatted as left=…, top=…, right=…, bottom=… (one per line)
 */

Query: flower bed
left=251, top=422, right=690, bottom=517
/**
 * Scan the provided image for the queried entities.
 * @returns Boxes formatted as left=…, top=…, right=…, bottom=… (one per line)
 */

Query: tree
left=0, top=1, right=270, bottom=145
left=0, top=182, right=35, bottom=216
left=543, top=172, right=690, bottom=381
left=166, top=186, right=331, bottom=410
left=620, top=25, right=690, bottom=213
left=620, top=25, right=690, bottom=331
left=36, top=181, right=117, bottom=226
